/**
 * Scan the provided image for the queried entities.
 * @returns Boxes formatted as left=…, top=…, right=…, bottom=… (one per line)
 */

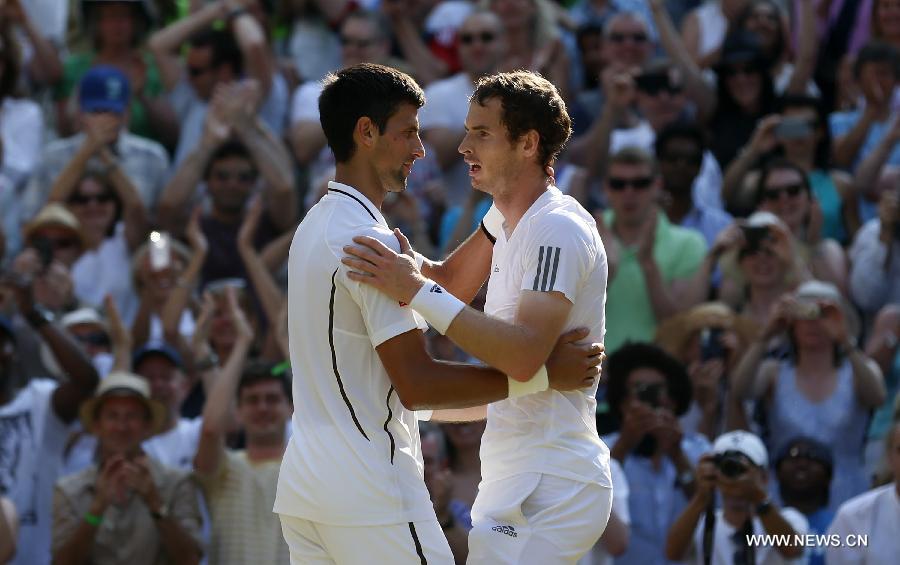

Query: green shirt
left=56, top=51, right=164, bottom=142
left=603, top=210, right=707, bottom=353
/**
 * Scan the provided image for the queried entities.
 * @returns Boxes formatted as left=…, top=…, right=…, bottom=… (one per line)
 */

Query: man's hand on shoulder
left=342, top=228, right=427, bottom=304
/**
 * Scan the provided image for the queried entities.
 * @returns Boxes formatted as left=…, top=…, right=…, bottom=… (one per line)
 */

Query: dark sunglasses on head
left=187, top=65, right=210, bottom=78
left=608, top=31, right=648, bottom=44
left=69, top=192, right=115, bottom=206
left=340, top=36, right=377, bottom=49
left=459, top=31, right=497, bottom=46
left=762, top=183, right=804, bottom=201
left=635, top=73, right=683, bottom=96
left=607, top=176, right=654, bottom=191
left=212, top=170, right=257, bottom=183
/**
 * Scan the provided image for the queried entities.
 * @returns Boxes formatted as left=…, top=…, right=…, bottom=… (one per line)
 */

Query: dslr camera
left=715, top=451, right=750, bottom=479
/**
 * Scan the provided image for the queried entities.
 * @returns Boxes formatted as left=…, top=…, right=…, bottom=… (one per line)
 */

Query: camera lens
left=716, top=452, right=749, bottom=478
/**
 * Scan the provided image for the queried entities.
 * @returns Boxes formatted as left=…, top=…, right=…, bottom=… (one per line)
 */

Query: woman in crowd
left=872, top=0, right=900, bottom=51
left=732, top=280, right=885, bottom=512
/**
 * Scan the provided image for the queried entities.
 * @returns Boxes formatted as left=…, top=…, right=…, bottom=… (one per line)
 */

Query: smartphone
left=148, top=231, right=172, bottom=271
left=700, top=328, right=726, bottom=361
left=775, top=116, right=813, bottom=140
left=741, top=225, right=769, bottom=252
left=635, top=382, right=664, bottom=409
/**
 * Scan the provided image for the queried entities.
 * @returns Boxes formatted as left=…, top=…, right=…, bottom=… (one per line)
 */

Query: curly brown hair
left=470, top=71, right=572, bottom=168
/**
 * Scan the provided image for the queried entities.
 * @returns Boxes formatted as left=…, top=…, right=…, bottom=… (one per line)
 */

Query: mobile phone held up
left=700, top=328, right=726, bottom=361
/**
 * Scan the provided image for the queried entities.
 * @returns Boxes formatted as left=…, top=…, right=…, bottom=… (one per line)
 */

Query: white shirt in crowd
left=274, top=181, right=435, bottom=526
left=826, top=484, right=900, bottom=565
left=72, top=223, right=140, bottom=325
left=479, top=187, right=612, bottom=488
left=690, top=507, right=809, bottom=565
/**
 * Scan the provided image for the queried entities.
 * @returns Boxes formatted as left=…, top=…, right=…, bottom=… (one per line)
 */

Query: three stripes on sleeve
left=532, top=246, right=561, bottom=292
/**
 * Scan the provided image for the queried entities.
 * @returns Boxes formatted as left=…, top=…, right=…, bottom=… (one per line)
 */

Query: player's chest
left=485, top=239, right=526, bottom=320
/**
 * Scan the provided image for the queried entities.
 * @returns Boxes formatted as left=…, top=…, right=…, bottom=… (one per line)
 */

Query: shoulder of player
left=523, top=204, right=597, bottom=246
left=325, top=220, right=400, bottom=259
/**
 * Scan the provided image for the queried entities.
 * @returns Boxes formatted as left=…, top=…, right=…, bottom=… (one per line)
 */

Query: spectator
left=571, top=22, right=606, bottom=129
left=597, top=147, right=706, bottom=353
left=55, top=0, right=179, bottom=147
left=193, top=289, right=291, bottom=564
left=872, top=0, right=900, bottom=53
left=157, top=81, right=296, bottom=288
left=52, top=371, right=203, bottom=565
left=863, top=304, right=900, bottom=478
left=665, top=430, right=806, bottom=564
left=19, top=204, right=86, bottom=272
left=830, top=42, right=900, bottom=170
left=148, top=0, right=283, bottom=165
left=421, top=424, right=469, bottom=564
left=0, top=275, right=100, bottom=565
left=0, top=0, right=64, bottom=89
left=441, top=421, right=485, bottom=533
left=825, top=421, right=900, bottom=565
left=852, top=115, right=900, bottom=225
left=42, top=307, right=116, bottom=383
left=849, top=187, right=900, bottom=323
left=604, top=342, right=709, bottom=565
left=732, top=280, right=886, bottom=512
left=24, top=67, right=170, bottom=225
left=774, top=436, right=835, bottom=565
left=681, top=0, right=749, bottom=67
left=601, top=11, right=656, bottom=73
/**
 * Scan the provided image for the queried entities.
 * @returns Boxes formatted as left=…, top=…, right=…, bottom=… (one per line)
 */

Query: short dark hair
left=471, top=71, right=572, bottom=169
left=609, top=146, right=659, bottom=176
left=237, top=360, right=292, bottom=402
left=654, top=121, right=707, bottom=160
left=853, top=41, right=900, bottom=80
left=190, top=29, right=244, bottom=76
left=605, top=342, right=693, bottom=419
left=754, top=157, right=811, bottom=207
left=203, top=140, right=256, bottom=180
left=319, top=63, right=425, bottom=163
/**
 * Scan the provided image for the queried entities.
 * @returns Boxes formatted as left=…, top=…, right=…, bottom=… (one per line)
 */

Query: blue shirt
left=828, top=110, right=900, bottom=171
left=805, top=507, right=835, bottom=565
left=679, top=205, right=733, bottom=249
left=602, top=432, right=711, bottom=565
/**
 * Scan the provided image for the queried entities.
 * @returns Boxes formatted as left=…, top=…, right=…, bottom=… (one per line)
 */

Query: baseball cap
left=133, top=342, right=183, bottom=370
left=79, top=66, right=131, bottom=114
left=713, top=430, right=768, bottom=467
left=774, top=436, right=834, bottom=476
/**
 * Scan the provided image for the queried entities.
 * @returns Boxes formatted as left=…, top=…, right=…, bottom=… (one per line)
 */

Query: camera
left=774, top=116, right=813, bottom=140
left=634, top=382, right=665, bottom=409
left=700, top=328, right=725, bottom=361
left=790, top=301, right=821, bottom=321
left=740, top=225, right=769, bottom=253
left=715, top=451, right=750, bottom=478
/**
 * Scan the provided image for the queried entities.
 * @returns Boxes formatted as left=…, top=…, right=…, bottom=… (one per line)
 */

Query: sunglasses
left=762, top=184, right=804, bottom=201
left=635, top=74, right=682, bottom=96
left=69, top=192, right=115, bottom=205
left=459, top=31, right=497, bottom=46
left=74, top=331, right=111, bottom=347
left=608, top=32, right=648, bottom=44
left=607, top=176, right=654, bottom=191
left=187, top=65, right=210, bottom=78
left=660, top=152, right=702, bottom=166
left=212, top=170, right=257, bottom=183
left=340, top=36, right=377, bottom=49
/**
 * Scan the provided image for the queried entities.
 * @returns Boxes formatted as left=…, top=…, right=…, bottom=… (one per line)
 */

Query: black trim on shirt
left=408, top=522, right=427, bottom=564
left=328, top=188, right=378, bottom=222
left=329, top=268, right=370, bottom=441
left=383, top=386, right=396, bottom=464
left=480, top=220, right=497, bottom=245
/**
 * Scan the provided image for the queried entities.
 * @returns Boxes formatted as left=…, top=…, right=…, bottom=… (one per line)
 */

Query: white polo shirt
left=274, top=181, right=435, bottom=526
left=480, top=187, right=612, bottom=487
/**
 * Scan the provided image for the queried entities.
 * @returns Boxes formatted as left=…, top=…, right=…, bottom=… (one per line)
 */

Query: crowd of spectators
left=0, top=1, right=898, bottom=564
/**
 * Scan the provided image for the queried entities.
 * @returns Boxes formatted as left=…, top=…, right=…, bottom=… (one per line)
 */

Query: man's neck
left=492, top=173, right=550, bottom=236
left=613, top=210, right=657, bottom=245
left=246, top=435, right=287, bottom=462
left=334, top=163, right=388, bottom=210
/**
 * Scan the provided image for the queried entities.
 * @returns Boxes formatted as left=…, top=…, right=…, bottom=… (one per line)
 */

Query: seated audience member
left=0, top=290, right=99, bottom=565
left=826, top=421, right=900, bottom=565
left=420, top=424, right=471, bottom=564
left=25, top=67, right=169, bottom=223
left=52, top=372, right=203, bottom=565
left=849, top=188, right=900, bottom=326
left=863, top=305, right=900, bottom=478
left=732, top=281, right=886, bottom=512
left=656, top=302, right=759, bottom=438
left=598, top=148, right=707, bottom=353
left=665, top=431, right=807, bottom=564
left=604, top=342, right=709, bottom=565
left=775, top=437, right=835, bottom=565
left=157, top=81, right=296, bottom=289
left=193, top=289, right=290, bottom=564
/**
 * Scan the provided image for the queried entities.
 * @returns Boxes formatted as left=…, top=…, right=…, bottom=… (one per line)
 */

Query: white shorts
left=278, top=514, right=455, bottom=564
left=467, top=473, right=612, bottom=565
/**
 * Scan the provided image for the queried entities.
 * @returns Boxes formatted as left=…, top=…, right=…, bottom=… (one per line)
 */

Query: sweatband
left=413, top=250, right=426, bottom=270
left=507, top=365, right=549, bottom=398
left=409, top=279, right=465, bottom=335
left=84, top=512, right=103, bottom=527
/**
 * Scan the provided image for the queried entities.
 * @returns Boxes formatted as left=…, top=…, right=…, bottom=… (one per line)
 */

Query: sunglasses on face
left=74, top=331, right=111, bottom=347
left=608, top=31, right=648, bottom=44
left=69, top=192, right=115, bottom=206
left=762, top=183, right=804, bottom=201
left=607, top=176, right=654, bottom=191
left=212, top=170, right=257, bottom=183
left=635, top=74, right=682, bottom=96
left=459, top=31, right=497, bottom=46
left=340, top=36, right=377, bottom=49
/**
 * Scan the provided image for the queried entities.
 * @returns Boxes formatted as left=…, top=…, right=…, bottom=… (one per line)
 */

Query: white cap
left=713, top=430, right=768, bottom=467
left=745, top=211, right=781, bottom=228
left=794, top=280, right=841, bottom=304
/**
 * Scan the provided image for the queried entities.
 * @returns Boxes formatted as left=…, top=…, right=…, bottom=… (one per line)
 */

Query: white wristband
left=507, top=365, right=549, bottom=398
left=409, top=279, right=465, bottom=335
left=413, top=251, right=426, bottom=270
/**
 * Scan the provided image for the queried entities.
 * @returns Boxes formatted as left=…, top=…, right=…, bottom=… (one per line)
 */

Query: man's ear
left=354, top=116, right=378, bottom=150
left=520, top=130, right=540, bottom=160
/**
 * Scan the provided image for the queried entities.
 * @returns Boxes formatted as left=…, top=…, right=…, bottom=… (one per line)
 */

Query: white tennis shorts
left=467, top=472, right=613, bottom=564
left=279, top=514, right=455, bottom=564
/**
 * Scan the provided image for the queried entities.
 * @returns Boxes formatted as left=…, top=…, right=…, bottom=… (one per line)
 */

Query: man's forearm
left=44, top=322, right=100, bottom=423
left=404, top=361, right=509, bottom=410
left=157, top=144, right=216, bottom=233
left=234, top=119, right=297, bottom=229
left=665, top=496, right=706, bottom=561
left=422, top=230, right=492, bottom=304
left=853, top=132, right=897, bottom=200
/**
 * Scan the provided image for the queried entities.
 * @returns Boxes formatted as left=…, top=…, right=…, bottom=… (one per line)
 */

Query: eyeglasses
left=212, top=170, right=257, bottom=183
left=608, top=32, right=648, bottom=44
left=340, top=36, right=377, bottom=49
left=69, top=192, right=115, bottom=206
left=635, top=78, right=682, bottom=96
left=459, top=31, right=497, bottom=46
left=762, top=184, right=804, bottom=201
left=660, top=152, right=702, bottom=167
left=187, top=65, right=210, bottom=78
left=607, top=176, right=654, bottom=191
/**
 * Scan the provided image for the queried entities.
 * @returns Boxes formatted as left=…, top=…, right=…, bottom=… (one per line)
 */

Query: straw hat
left=22, top=203, right=88, bottom=248
left=655, top=302, right=759, bottom=359
left=79, top=371, right=167, bottom=434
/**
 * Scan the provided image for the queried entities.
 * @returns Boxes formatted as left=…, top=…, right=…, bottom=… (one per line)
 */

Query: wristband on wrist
left=413, top=251, right=426, bottom=270
left=84, top=512, right=103, bottom=527
left=409, top=280, right=465, bottom=335
left=507, top=365, right=549, bottom=398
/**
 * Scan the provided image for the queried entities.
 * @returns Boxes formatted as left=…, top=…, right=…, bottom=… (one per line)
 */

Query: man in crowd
left=849, top=187, right=900, bottom=325
left=52, top=371, right=203, bottom=564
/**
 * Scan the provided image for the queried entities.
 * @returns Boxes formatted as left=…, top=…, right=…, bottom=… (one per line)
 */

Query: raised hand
left=185, top=206, right=208, bottom=256
left=225, top=286, right=253, bottom=346
left=237, top=195, right=264, bottom=251
left=545, top=327, right=605, bottom=391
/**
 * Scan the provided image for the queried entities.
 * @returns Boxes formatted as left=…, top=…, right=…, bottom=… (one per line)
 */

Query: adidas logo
left=429, top=284, right=443, bottom=294
left=493, top=265, right=500, bottom=273
left=491, top=525, right=518, bottom=538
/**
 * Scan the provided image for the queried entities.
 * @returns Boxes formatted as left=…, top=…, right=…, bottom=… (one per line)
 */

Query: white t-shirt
left=479, top=187, right=612, bottom=487
left=0, top=379, right=69, bottom=565
left=690, top=507, right=809, bottom=565
left=274, top=181, right=435, bottom=526
left=419, top=72, right=476, bottom=206
left=72, top=223, right=139, bottom=325
left=826, top=484, right=900, bottom=565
